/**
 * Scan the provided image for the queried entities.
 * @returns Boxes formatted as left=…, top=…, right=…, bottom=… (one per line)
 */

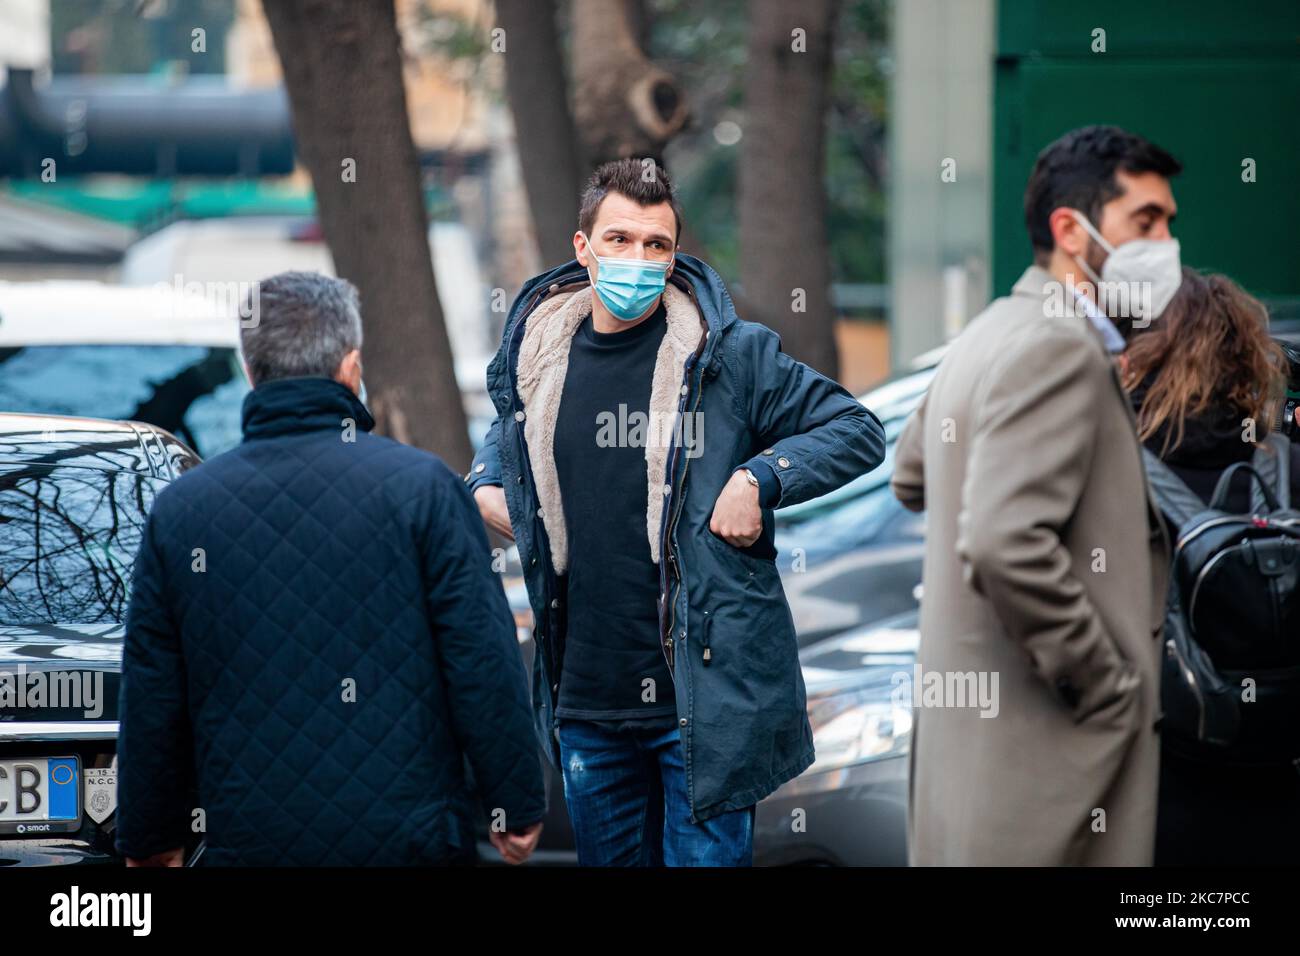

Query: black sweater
left=1134, top=397, right=1300, bottom=511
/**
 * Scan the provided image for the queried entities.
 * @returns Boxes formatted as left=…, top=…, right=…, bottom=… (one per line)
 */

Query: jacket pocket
left=704, top=526, right=775, bottom=573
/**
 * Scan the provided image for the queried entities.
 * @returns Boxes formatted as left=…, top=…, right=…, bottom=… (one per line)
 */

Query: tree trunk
left=570, top=0, right=689, bottom=167
left=262, top=0, right=472, bottom=471
left=738, top=0, right=840, bottom=378
left=496, top=0, right=585, bottom=267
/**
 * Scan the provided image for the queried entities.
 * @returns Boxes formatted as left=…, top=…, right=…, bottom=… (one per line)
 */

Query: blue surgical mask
left=580, top=232, right=672, bottom=321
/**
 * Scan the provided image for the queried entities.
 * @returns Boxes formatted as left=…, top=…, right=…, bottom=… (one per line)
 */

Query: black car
left=0, top=413, right=198, bottom=866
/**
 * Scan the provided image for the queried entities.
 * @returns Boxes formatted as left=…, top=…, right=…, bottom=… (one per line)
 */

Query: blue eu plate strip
left=47, top=759, right=78, bottom=820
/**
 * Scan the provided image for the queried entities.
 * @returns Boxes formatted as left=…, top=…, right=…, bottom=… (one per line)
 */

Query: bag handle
left=1209, top=461, right=1282, bottom=513
left=1142, top=448, right=1209, bottom=528
left=1250, top=432, right=1292, bottom=511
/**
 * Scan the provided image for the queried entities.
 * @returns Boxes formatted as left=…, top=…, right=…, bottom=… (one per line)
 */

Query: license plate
left=0, top=757, right=81, bottom=835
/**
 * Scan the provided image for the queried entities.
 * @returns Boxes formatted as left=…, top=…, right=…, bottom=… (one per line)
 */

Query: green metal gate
left=993, top=1, right=1300, bottom=323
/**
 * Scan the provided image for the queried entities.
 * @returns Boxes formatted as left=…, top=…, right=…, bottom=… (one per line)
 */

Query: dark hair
left=578, top=158, right=683, bottom=241
left=1122, top=268, right=1285, bottom=455
left=1024, top=125, right=1182, bottom=259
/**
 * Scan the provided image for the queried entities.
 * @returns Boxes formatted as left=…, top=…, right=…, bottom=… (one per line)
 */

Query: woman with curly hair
left=1122, top=267, right=1300, bottom=866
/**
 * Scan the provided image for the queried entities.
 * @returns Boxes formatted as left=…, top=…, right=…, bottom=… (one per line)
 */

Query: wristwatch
left=741, top=468, right=759, bottom=489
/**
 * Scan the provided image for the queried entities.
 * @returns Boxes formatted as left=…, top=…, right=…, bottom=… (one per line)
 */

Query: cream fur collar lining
left=515, top=284, right=703, bottom=573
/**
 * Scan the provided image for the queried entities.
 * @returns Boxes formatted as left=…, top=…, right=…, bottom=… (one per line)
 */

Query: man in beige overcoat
left=892, top=126, right=1181, bottom=865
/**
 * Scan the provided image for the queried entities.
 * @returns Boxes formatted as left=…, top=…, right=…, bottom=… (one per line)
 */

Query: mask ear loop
left=1067, top=210, right=1112, bottom=288
left=1069, top=209, right=1115, bottom=254
left=578, top=231, right=600, bottom=289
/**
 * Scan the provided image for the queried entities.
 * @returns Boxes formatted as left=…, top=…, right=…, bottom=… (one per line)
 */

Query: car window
left=0, top=345, right=249, bottom=458
left=0, top=464, right=165, bottom=626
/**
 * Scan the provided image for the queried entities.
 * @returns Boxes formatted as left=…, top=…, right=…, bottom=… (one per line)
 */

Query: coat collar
left=514, top=284, right=702, bottom=573
left=241, top=376, right=375, bottom=441
left=1011, top=264, right=1120, bottom=353
left=1011, top=264, right=1057, bottom=300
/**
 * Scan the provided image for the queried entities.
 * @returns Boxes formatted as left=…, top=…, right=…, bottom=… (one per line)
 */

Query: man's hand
left=709, top=469, right=762, bottom=547
left=126, top=846, right=184, bottom=867
left=489, top=821, right=543, bottom=865
left=473, top=485, right=515, bottom=541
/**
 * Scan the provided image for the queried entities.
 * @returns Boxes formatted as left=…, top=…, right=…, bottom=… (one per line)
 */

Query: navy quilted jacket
left=116, top=377, right=545, bottom=865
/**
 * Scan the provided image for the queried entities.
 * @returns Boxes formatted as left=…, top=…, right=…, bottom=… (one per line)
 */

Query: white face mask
left=1070, top=210, right=1181, bottom=326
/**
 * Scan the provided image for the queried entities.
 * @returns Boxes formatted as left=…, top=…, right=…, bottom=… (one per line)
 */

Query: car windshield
left=0, top=345, right=249, bottom=459
left=0, top=464, right=165, bottom=626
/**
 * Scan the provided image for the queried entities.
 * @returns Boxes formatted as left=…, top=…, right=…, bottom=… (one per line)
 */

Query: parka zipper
left=658, top=279, right=712, bottom=676
left=661, top=350, right=708, bottom=675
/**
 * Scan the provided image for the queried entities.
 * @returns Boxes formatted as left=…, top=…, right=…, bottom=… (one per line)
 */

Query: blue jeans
left=557, top=718, right=755, bottom=867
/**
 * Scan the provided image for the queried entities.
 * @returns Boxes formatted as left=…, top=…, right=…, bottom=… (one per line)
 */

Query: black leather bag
left=1144, top=433, right=1300, bottom=753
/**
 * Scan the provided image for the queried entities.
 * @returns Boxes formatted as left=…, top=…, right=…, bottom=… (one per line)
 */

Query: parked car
left=0, top=412, right=200, bottom=866
left=774, top=358, right=935, bottom=646
left=760, top=611, right=917, bottom=865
